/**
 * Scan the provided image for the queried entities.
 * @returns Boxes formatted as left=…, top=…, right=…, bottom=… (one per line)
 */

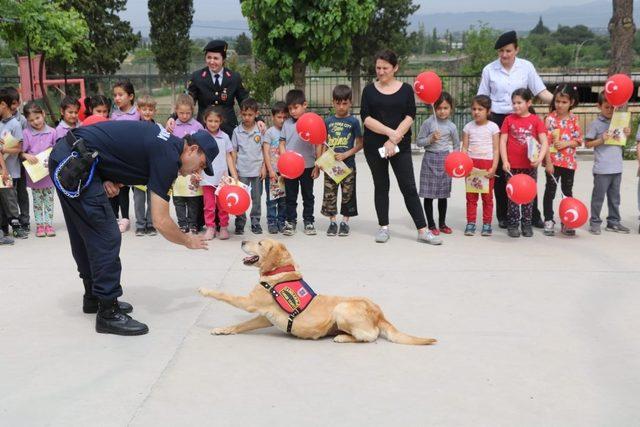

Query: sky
left=121, top=0, right=597, bottom=33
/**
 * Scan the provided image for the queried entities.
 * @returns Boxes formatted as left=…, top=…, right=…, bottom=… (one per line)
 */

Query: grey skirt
left=419, top=150, right=452, bottom=199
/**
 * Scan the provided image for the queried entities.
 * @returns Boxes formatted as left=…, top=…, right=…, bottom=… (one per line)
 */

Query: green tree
left=461, top=24, right=499, bottom=75
left=49, top=1, right=140, bottom=78
left=241, top=0, right=375, bottom=90
left=343, top=0, right=419, bottom=102
left=0, top=0, right=92, bottom=117
left=551, top=25, right=595, bottom=45
left=149, top=0, right=194, bottom=99
left=235, top=32, right=252, bottom=56
left=530, top=16, right=550, bottom=35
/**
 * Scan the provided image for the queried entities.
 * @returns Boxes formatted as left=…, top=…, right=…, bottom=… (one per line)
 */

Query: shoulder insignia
left=225, top=71, right=231, bottom=78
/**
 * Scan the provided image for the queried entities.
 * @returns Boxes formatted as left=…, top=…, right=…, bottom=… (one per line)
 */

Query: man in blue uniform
left=49, top=121, right=218, bottom=336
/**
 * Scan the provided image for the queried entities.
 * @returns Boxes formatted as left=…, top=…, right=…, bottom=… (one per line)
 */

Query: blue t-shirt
left=325, top=115, right=362, bottom=169
left=71, top=121, right=183, bottom=201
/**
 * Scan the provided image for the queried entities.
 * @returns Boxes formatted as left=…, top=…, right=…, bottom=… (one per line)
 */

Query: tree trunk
left=38, top=52, right=57, bottom=122
left=350, top=63, right=362, bottom=107
left=293, top=59, right=306, bottom=92
left=608, top=0, right=636, bottom=75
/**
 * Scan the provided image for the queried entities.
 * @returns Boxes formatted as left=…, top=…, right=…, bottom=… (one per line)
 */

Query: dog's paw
left=333, top=334, right=357, bottom=343
left=211, top=327, right=236, bottom=335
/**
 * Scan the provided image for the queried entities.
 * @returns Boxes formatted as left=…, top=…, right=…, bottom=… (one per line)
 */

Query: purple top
left=22, top=125, right=57, bottom=189
left=172, top=118, right=204, bottom=138
left=55, top=120, right=79, bottom=140
left=110, top=105, right=140, bottom=121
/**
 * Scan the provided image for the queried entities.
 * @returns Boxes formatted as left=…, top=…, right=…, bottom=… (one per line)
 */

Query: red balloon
left=296, top=112, right=327, bottom=145
left=82, top=115, right=108, bottom=126
left=559, top=197, right=588, bottom=229
left=414, top=71, right=443, bottom=104
left=218, top=185, right=250, bottom=216
left=444, top=151, right=473, bottom=178
left=506, top=174, right=537, bottom=205
left=277, top=151, right=305, bottom=179
left=604, top=74, right=634, bottom=107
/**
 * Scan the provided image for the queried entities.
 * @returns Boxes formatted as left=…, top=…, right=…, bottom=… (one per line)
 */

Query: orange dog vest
left=260, top=265, right=316, bottom=333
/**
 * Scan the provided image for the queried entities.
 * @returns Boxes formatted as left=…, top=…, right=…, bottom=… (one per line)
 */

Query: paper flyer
left=22, top=147, right=52, bottom=183
left=526, top=136, right=540, bottom=162
left=270, top=175, right=285, bottom=199
left=134, top=185, right=147, bottom=192
left=315, top=148, right=352, bottom=184
left=549, top=129, right=560, bottom=154
left=1, top=132, right=20, bottom=160
left=605, top=111, right=630, bottom=146
left=171, top=175, right=203, bottom=197
left=465, top=167, right=490, bottom=194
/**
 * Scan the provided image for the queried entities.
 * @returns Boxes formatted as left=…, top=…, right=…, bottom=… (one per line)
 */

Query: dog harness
left=260, top=265, right=316, bottom=333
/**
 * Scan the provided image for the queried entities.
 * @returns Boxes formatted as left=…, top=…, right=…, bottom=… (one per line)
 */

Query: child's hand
left=335, top=152, right=347, bottom=162
left=485, top=168, right=496, bottom=178
left=431, top=130, right=441, bottom=142
left=554, top=140, right=566, bottom=150
left=190, top=173, right=201, bottom=186
left=311, top=166, right=320, bottom=179
left=602, top=131, right=611, bottom=141
left=623, top=127, right=632, bottom=137
left=269, top=171, right=277, bottom=181
left=545, top=162, right=554, bottom=175
left=502, top=161, right=511, bottom=174
left=531, top=159, right=541, bottom=168
left=260, top=168, right=267, bottom=180
left=23, top=153, right=38, bottom=164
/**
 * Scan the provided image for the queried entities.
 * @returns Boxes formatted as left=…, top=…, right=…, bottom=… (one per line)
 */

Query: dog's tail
left=378, top=318, right=437, bottom=345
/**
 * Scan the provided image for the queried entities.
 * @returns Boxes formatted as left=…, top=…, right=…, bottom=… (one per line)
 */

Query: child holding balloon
left=461, top=95, right=499, bottom=236
left=500, top=88, right=548, bottom=238
left=586, top=91, right=630, bottom=234
left=416, top=91, right=459, bottom=235
left=262, top=101, right=287, bottom=234
left=543, top=84, right=583, bottom=237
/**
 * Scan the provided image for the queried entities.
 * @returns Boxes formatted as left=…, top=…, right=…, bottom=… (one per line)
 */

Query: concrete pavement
left=1, top=154, right=639, bottom=426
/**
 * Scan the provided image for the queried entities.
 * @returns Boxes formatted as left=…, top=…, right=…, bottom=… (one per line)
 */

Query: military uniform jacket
left=187, top=67, right=249, bottom=136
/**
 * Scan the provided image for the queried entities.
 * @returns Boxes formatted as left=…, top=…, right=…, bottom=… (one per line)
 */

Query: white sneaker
left=418, top=230, right=442, bottom=245
left=375, top=228, right=390, bottom=243
left=543, top=220, right=555, bottom=236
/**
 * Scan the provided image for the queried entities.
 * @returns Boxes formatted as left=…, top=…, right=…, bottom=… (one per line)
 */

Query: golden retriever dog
left=198, top=239, right=436, bottom=345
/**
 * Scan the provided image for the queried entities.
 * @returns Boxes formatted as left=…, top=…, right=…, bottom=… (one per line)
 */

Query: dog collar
left=263, top=264, right=296, bottom=276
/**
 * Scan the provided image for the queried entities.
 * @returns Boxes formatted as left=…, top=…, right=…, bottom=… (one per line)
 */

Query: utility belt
left=53, top=132, right=99, bottom=198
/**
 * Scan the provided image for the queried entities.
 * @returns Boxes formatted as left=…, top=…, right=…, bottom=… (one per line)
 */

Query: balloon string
left=431, top=104, right=439, bottom=132
left=546, top=170, right=565, bottom=199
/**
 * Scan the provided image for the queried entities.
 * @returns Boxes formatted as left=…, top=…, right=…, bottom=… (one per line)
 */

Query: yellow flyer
left=22, top=147, right=52, bottom=183
left=315, top=148, right=352, bottom=184
left=605, top=111, right=630, bottom=146
left=549, top=129, right=560, bottom=154
left=465, top=168, right=489, bottom=194
left=134, top=185, right=147, bottom=192
left=2, top=132, right=20, bottom=160
left=171, top=175, right=202, bottom=197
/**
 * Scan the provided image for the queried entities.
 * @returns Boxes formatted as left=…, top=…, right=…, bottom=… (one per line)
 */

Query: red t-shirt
left=501, top=113, right=547, bottom=169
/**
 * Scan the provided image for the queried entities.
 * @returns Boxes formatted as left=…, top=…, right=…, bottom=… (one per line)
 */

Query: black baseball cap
left=189, top=130, right=219, bottom=175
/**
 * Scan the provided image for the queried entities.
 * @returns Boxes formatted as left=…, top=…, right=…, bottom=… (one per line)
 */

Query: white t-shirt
left=463, top=121, right=499, bottom=160
left=200, top=130, right=233, bottom=187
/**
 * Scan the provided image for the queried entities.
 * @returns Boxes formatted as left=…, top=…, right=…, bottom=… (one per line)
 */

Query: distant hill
left=411, top=0, right=638, bottom=33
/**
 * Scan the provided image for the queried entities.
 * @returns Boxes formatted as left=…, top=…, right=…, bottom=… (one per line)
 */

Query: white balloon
left=605, top=80, right=616, bottom=95
left=452, top=165, right=465, bottom=178
left=564, top=208, right=579, bottom=224
left=226, top=193, right=239, bottom=207
left=413, top=81, right=424, bottom=93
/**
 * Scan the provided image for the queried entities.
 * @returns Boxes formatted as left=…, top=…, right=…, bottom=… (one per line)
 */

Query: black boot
left=83, top=295, right=133, bottom=314
left=96, top=300, right=148, bottom=336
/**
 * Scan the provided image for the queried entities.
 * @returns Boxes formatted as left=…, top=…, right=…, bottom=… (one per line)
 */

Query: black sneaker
left=135, top=228, right=145, bottom=236
left=251, top=224, right=263, bottom=234
left=521, top=224, right=533, bottom=237
left=13, top=226, right=28, bottom=239
left=338, top=222, right=350, bottom=236
left=21, top=223, right=30, bottom=233
left=278, top=223, right=286, bottom=233
left=326, top=221, right=338, bottom=236
left=145, top=226, right=157, bottom=236
left=95, top=300, right=148, bottom=336
left=605, top=223, right=630, bottom=234
left=235, top=226, right=245, bottom=235
left=180, top=226, right=189, bottom=234
left=507, top=227, right=520, bottom=238
left=282, top=221, right=296, bottom=236
left=268, top=223, right=279, bottom=234
left=304, top=222, right=317, bottom=235
left=498, top=220, right=508, bottom=229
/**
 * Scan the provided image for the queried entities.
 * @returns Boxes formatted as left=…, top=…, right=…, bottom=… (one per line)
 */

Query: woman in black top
left=361, top=50, right=441, bottom=245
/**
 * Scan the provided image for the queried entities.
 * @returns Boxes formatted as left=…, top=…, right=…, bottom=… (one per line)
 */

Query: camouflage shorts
left=321, top=170, right=357, bottom=218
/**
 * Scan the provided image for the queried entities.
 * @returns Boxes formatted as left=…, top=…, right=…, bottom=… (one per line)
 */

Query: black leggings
left=543, top=166, right=575, bottom=221
left=109, top=186, right=130, bottom=219
left=364, top=148, right=426, bottom=229
left=423, top=198, right=447, bottom=228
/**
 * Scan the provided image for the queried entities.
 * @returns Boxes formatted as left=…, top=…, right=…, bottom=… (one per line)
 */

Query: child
left=262, top=101, right=287, bottom=234
left=232, top=98, right=265, bottom=234
left=133, top=95, right=158, bottom=236
left=6, top=87, right=29, bottom=233
left=201, top=106, right=238, bottom=240
left=461, top=95, right=499, bottom=236
left=279, top=89, right=321, bottom=236
left=321, top=85, right=362, bottom=237
left=110, top=79, right=140, bottom=121
left=586, top=91, right=630, bottom=234
left=83, top=95, right=111, bottom=120
left=56, top=96, right=81, bottom=140
left=20, top=102, right=57, bottom=237
left=500, top=88, right=549, bottom=238
left=543, top=84, right=583, bottom=236
left=416, top=91, right=460, bottom=235
left=171, top=94, right=204, bottom=233
left=0, top=87, right=27, bottom=240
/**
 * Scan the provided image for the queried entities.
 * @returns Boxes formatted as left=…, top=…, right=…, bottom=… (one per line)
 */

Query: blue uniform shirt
left=71, top=121, right=183, bottom=201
